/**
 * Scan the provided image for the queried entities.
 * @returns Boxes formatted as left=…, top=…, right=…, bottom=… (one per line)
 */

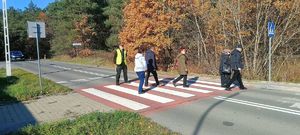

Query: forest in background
left=0, top=0, right=300, bottom=82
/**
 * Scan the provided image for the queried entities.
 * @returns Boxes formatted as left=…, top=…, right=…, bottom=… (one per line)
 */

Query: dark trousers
left=136, top=71, right=145, bottom=93
left=145, top=70, right=159, bottom=86
left=173, top=75, right=188, bottom=87
left=226, top=70, right=245, bottom=88
left=116, top=65, right=128, bottom=84
left=220, top=72, right=230, bottom=87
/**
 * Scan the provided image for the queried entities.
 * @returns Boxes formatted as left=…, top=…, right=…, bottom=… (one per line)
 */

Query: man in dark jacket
left=145, top=45, right=159, bottom=86
left=219, top=49, right=231, bottom=87
left=225, top=45, right=247, bottom=90
left=114, top=44, right=128, bottom=85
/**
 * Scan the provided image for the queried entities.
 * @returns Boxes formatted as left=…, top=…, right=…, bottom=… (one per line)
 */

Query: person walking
left=114, top=44, right=128, bottom=85
left=173, top=47, right=188, bottom=87
left=145, top=45, right=160, bottom=87
left=134, top=47, right=147, bottom=94
left=225, top=44, right=247, bottom=91
left=219, top=49, right=231, bottom=87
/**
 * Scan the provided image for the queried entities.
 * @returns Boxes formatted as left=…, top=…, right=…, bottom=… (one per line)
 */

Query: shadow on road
left=192, top=92, right=240, bottom=135
left=0, top=76, right=37, bottom=134
left=42, top=69, right=70, bottom=75
left=187, top=76, right=199, bottom=87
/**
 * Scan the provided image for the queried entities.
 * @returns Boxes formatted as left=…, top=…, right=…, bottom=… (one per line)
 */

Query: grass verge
left=51, top=50, right=115, bottom=68
left=11, top=111, right=180, bottom=135
left=0, top=68, right=71, bottom=102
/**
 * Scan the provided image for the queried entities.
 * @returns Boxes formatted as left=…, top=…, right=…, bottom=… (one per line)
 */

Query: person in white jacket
left=134, top=47, right=147, bottom=94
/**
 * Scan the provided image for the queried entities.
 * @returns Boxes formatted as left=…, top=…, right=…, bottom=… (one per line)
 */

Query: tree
left=119, top=0, right=188, bottom=60
left=103, top=0, right=128, bottom=48
left=46, top=0, right=99, bottom=55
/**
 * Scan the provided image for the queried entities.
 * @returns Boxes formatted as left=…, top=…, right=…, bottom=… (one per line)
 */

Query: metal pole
left=268, top=37, right=272, bottom=86
left=36, top=23, right=42, bottom=91
left=2, top=0, right=11, bottom=77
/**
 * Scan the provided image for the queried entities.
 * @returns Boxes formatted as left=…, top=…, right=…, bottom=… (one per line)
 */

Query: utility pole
left=2, top=0, right=12, bottom=76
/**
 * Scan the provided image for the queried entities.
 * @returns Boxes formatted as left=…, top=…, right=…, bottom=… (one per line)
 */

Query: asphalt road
left=1, top=60, right=300, bottom=135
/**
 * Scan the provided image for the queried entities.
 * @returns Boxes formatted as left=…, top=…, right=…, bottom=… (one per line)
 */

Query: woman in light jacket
left=134, top=47, right=147, bottom=94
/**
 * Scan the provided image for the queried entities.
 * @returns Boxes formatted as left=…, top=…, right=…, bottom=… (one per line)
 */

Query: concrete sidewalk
left=0, top=92, right=113, bottom=134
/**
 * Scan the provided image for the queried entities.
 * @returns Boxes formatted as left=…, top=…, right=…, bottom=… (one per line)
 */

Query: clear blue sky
left=1, top=0, right=55, bottom=10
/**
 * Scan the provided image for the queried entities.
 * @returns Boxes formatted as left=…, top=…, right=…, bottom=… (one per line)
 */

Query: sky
left=1, top=0, right=55, bottom=10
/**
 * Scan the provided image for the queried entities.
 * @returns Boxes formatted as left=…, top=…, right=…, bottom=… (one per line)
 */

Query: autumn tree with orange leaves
left=119, top=0, right=188, bottom=59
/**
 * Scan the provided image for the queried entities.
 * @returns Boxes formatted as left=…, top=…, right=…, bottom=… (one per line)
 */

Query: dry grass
left=51, top=50, right=300, bottom=83
left=51, top=50, right=115, bottom=68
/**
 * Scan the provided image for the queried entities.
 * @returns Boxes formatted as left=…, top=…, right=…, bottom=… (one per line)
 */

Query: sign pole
left=2, top=0, right=11, bottom=77
left=36, top=23, right=43, bottom=91
left=267, top=21, right=275, bottom=89
left=268, top=37, right=272, bottom=87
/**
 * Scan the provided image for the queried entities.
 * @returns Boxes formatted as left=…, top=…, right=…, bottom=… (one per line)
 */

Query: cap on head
left=236, top=44, right=242, bottom=49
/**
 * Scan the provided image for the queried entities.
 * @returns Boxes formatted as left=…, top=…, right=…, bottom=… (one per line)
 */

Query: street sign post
left=72, top=42, right=82, bottom=57
left=28, top=21, right=46, bottom=91
left=268, top=21, right=275, bottom=87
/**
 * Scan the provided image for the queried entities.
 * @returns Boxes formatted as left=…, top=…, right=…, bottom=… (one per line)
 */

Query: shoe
left=240, top=87, right=247, bottom=90
left=225, top=87, right=232, bottom=91
left=116, top=83, right=120, bottom=86
left=138, top=91, right=144, bottom=94
left=183, top=85, right=189, bottom=88
left=172, top=82, right=176, bottom=87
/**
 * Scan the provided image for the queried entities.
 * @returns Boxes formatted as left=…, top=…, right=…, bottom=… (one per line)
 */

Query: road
left=1, top=60, right=300, bottom=135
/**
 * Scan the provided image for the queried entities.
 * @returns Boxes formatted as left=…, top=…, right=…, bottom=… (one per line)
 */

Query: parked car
left=10, top=51, right=25, bottom=61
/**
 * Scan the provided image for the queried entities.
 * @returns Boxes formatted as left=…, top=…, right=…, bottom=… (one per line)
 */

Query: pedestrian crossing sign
left=268, top=21, right=275, bottom=37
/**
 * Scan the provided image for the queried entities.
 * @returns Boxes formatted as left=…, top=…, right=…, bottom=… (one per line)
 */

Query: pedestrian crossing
left=76, top=78, right=232, bottom=112
left=82, top=88, right=149, bottom=110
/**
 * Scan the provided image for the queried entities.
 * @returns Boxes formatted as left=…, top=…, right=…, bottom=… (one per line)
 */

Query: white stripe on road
left=56, top=81, right=68, bottom=84
left=82, top=88, right=149, bottom=110
left=88, top=77, right=103, bottom=80
left=70, top=79, right=89, bottom=82
left=190, top=83, right=225, bottom=90
left=214, top=96, right=300, bottom=116
left=148, top=80, right=212, bottom=93
left=105, top=85, right=174, bottom=103
left=128, top=82, right=195, bottom=98
left=160, top=78, right=221, bottom=86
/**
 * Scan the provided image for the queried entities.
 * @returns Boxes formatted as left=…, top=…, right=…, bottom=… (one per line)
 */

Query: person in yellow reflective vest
left=113, top=44, right=128, bottom=85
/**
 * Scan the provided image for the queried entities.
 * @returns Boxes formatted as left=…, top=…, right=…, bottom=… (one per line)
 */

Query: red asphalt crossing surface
left=75, top=78, right=239, bottom=115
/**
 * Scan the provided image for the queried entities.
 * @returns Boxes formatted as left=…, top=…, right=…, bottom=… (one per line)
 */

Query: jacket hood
left=135, top=53, right=143, bottom=58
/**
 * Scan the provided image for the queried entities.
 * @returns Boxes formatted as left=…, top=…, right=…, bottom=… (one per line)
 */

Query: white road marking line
left=160, top=78, right=221, bottom=86
left=82, top=88, right=149, bottom=110
left=290, top=103, right=300, bottom=109
left=148, top=80, right=212, bottom=93
left=70, top=79, right=89, bottom=82
left=88, top=77, right=103, bottom=80
left=189, top=83, right=225, bottom=90
left=214, top=96, right=300, bottom=116
left=56, top=81, right=68, bottom=84
left=128, top=82, right=195, bottom=98
left=105, top=85, right=174, bottom=103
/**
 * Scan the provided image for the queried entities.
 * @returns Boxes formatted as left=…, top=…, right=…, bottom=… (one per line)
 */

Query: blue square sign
left=268, top=21, right=275, bottom=37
